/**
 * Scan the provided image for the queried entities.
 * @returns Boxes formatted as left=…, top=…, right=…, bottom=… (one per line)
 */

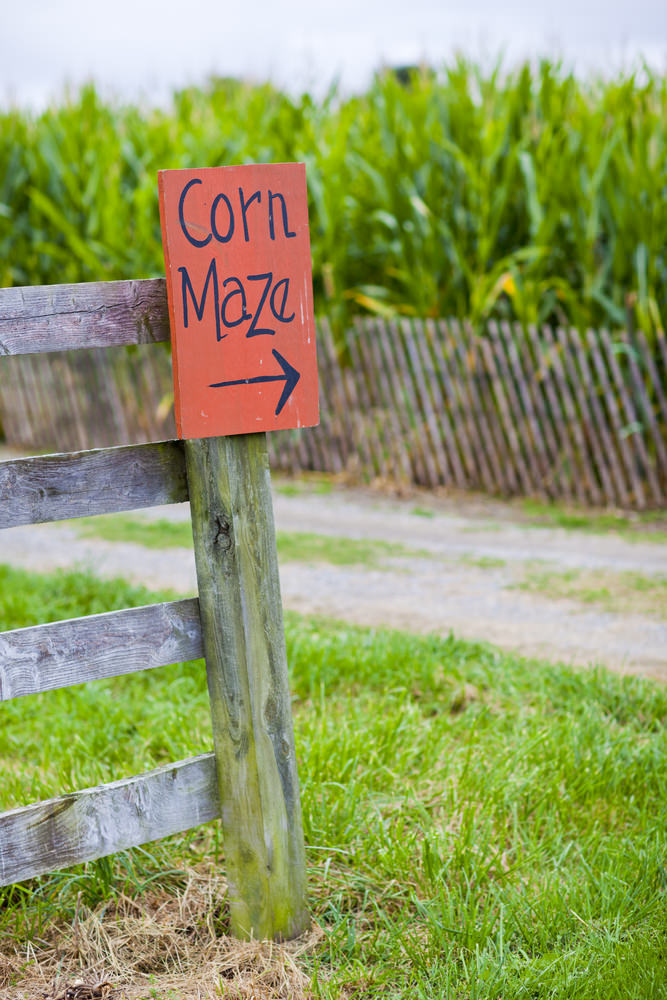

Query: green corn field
left=1, top=59, right=665, bottom=337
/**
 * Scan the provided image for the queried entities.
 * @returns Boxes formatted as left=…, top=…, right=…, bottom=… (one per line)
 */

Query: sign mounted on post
left=159, top=163, right=319, bottom=439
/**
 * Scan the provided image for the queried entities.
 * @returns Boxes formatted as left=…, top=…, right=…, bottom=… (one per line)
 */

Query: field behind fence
left=1, top=313, right=666, bottom=509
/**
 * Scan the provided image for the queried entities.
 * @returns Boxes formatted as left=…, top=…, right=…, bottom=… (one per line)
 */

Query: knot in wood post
left=213, top=515, right=233, bottom=551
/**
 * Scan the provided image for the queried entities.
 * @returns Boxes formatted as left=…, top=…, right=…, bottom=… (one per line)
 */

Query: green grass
left=275, top=531, right=427, bottom=566
left=76, top=514, right=194, bottom=549
left=411, top=506, right=437, bottom=519
left=516, top=564, right=667, bottom=619
left=1, top=563, right=666, bottom=997
left=520, top=500, right=667, bottom=544
left=75, top=514, right=428, bottom=566
left=461, top=521, right=503, bottom=533
left=274, top=476, right=334, bottom=497
left=458, top=553, right=508, bottom=569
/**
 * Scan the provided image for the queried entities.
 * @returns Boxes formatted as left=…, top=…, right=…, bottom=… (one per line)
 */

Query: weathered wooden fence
left=1, top=280, right=666, bottom=508
left=0, top=279, right=308, bottom=941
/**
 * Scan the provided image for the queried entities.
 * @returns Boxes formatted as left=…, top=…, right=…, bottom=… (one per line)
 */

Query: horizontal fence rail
left=0, top=418, right=217, bottom=887
left=0, top=436, right=209, bottom=878
left=0, top=754, right=218, bottom=885
left=0, top=441, right=188, bottom=527
left=1, top=283, right=666, bottom=509
left=0, top=278, right=170, bottom=355
left=0, top=598, right=202, bottom=701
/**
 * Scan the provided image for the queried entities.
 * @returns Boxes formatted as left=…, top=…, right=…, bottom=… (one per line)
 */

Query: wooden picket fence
left=0, top=279, right=308, bottom=942
left=1, top=281, right=666, bottom=508
left=305, top=316, right=667, bottom=509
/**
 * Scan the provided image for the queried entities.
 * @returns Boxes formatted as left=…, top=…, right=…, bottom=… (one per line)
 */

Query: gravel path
left=2, top=465, right=666, bottom=681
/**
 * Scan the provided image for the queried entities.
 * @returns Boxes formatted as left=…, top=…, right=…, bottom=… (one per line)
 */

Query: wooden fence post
left=184, top=432, right=308, bottom=941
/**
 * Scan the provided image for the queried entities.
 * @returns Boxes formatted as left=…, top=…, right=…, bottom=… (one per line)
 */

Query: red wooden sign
left=158, top=163, right=319, bottom=439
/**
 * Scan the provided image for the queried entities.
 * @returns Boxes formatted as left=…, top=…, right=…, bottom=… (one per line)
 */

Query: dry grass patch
left=3, top=869, right=322, bottom=1000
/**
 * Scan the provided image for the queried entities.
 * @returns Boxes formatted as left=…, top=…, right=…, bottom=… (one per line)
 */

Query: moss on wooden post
left=184, top=432, right=308, bottom=941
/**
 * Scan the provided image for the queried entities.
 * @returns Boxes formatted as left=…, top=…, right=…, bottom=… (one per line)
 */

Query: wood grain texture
left=399, top=319, right=443, bottom=487
left=367, top=319, right=412, bottom=484
left=0, top=279, right=169, bottom=356
left=354, top=320, right=393, bottom=481
left=185, top=433, right=307, bottom=942
left=540, top=325, right=600, bottom=505
left=0, top=441, right=188, bottom=528
left=336, top=325, right=376, bottom=476
left=560, top=326, right=626, bottom=506
left=480, top=333, right=531, bottom=495
left=317, top=324, right=346, bottom=474
left=634, top=328, right=667, bottom=478
left=601, top=329, right=661, bottom=506
left=345, top=323, right=387, bottom=479
left=495, top=321, right=550, bottom=496
left=430, top=321, right=483, bottom=488
left=318, top=319, right=355, bottom=473
left=413, top=319, right=466, bottom=488
left=621, top=331, right=667, bottom=498
left=0, top=599, right=202, bottom=701
left=388, top=320, right=432, bottom=486
left=524, top=324, right=584, bottom=504
left=450, top=320, right=507, bottom=493
left=586, top=328, right=641, bottom=506
left=0, top=754, right=218, bottom=886
left=358, top=321, right=400, bottom=482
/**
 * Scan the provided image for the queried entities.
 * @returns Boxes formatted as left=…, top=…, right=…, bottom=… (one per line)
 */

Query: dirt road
left=2, top=463, right=665, bottom=680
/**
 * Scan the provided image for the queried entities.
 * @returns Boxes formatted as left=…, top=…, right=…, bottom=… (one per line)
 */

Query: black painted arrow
left=209, top=348, right=301, bottom=416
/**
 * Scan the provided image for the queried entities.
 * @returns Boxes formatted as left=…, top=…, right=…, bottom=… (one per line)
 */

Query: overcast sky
left=3, top=0, right=667, bottom=108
